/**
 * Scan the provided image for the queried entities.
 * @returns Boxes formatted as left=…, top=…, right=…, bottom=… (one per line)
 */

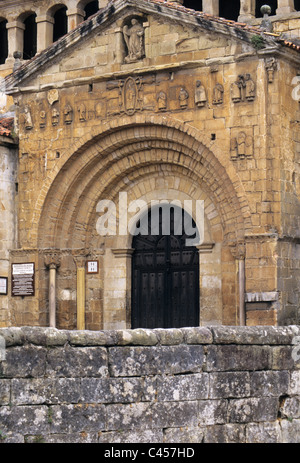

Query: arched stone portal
left=34, top=116, right=251, bottom=330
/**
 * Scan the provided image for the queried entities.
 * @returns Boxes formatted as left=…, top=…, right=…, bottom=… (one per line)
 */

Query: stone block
left=11, top=378, right=81, bottom=405
left=280, top=417, right=300, bottom=443
left=106, top=402, right=152, bottom=431
left=80, top=377, right=155, bottom=403
left=246, top=421, right=282, bottom=443
left=0, top=405, right=50, bottom=434
left=163, top=426, right=204, bottom=443
left=50, top=404, right=106, bottom=433
left=280, top=396, right=300, bottom=419
left=151, top=401, right=199, bottom=428
left=46, top=346, right=108, bottom=378
left=209, top=372, right=251, bottom=398
left=156, top=373, right=209, bottom=401
left=272, top=346, right=296, bottom=370
left=206, top=345, right=271, bottom=371
left=98, top=429, right=164, bottom=443
left=204, top=424, right=246, bottom=443
left=108, top=345, right=204, bottom=377
left=1, top=346, right=47, bottom=378
left=0, top=379, right=10, bottom=405
left=198, top=399, right=228, bottom=426
left=228, top=398, right=278, bottom=423
left=250, top=371, right=290, bottom=397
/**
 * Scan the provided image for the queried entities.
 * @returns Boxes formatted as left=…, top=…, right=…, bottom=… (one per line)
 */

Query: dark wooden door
left=132, top=207, right=199, bottom=329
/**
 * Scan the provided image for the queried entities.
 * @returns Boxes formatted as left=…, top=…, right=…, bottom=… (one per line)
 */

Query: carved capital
left=230, top=242, right=246, bottom=260
left=44, top=251, right=61, bottom=269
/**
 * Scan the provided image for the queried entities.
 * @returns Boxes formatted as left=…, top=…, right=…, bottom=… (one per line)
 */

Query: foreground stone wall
left=0, top=325, right=300, bottom=443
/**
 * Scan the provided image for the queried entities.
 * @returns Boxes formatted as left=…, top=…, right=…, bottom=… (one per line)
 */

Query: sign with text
left=87, top=260, right=99, bottom=274
left=12, top=263, right=35, bottom=297
left=0, top=277, right=8, bottom=295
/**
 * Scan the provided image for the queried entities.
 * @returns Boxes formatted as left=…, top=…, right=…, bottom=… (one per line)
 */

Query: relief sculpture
left=231, top=74, right=256, bottom=103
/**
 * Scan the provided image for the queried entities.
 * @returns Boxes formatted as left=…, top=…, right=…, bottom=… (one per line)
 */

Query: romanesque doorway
left=131, top=205, right=200, bottom=329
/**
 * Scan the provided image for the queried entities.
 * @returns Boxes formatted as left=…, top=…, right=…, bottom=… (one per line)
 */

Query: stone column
left=67, top=8, right=85, bottom=31
left=276, top=0, right=295, bottom=15
left=6, top=21, right=25, bottom=61
left=73, top=254, right=86, bottom=330
left=238, top=0, right=256, bottom=22
left=45, top=253, right=60, bottom=328
left=202, top=0, right=219, bottom=16
left=36, top=15, right=55, bottom=53
left=231, top=242, right=246, bottom=326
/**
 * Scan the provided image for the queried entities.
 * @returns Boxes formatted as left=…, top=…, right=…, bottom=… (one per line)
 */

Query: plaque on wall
left=87, top=260, right=99, bottom=274
left=11, top=263, right=35, bottom=297
left=0, top=277, right=8, bottom=295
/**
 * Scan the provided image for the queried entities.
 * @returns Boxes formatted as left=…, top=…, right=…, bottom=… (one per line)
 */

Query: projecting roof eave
left=2, top=0, right=300, bottom=94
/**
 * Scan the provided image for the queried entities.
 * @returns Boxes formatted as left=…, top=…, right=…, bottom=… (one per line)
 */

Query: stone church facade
left=0, top=0, right=299, bottom=331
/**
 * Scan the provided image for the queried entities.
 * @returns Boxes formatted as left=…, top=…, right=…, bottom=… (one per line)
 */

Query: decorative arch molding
left=33, top=115, right=252, bottom=251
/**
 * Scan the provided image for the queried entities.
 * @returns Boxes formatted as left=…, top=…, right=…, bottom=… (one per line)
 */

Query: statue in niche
left=64, top=104, right=73, bottom=125
left=179, top=87, right=189, bottom=109
left=123, top=19, right=145, bottom=64
left=24, top=106, right=33, bottom=130
left=157, top=91, right=167, bottom=111
left=78, top=103, right=87, bottom=122
left=245, top=74, right=256, bottom=101
left=52, top=107, right=60, bottom=126
left=195, top=80, right=207, bottom=108
left=213, top=83, right=224, bottom=105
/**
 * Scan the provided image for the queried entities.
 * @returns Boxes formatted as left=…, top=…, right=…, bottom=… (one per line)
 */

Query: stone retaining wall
left=0, top=325, right=300, bottom=443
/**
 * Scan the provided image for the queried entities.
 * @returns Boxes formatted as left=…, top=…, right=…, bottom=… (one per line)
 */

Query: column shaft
left=276, top=0, right=295, bottom=14
left=202, top=0, right=219, bottom=16
left=49, top=266, right=56, bottom=328
left=77, top=267, right=86, bottom=330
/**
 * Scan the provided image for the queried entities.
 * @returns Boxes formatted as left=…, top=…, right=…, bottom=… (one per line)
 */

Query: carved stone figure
left=52, top=107, right=60, bottom=126
left=245, top=74, right=256, bottom=101
left=179, top=87, right=189, bottom=109
left=39, top=110, right=46, bottom=129
left=195, top=81, right=207, bottom=108
left=231, top=74, right=256, bottom=103
left=231, top=77, right=243, bottom=103
left=265, top=58, right=277, bottom=83
left=123, top=19, right=145, bottom=63
left=213, top=83, right=224, bottom=105
left=47, top=89, right=59, bottom=106
left=231, top=131, right=253, bottom=160
left=24, top=106, right=33, bottom=130
left=64, top=104, right=73, bottom=125
left=78, top=104, right=87, bottom=122
left=157, top=91, right=167, bottom=111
